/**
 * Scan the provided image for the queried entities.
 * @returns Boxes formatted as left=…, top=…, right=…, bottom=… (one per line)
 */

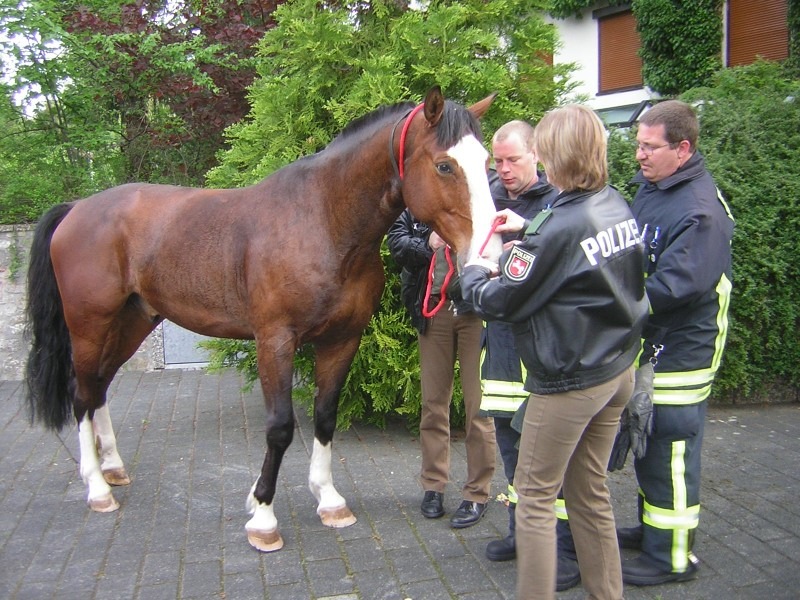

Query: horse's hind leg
left=77, top=412, right=119, bottom=512
left=308, top=338, right=360, bottom=528
left=71, top=304, right=157, bottom=511
left=93, top=404, right=131, bottom=486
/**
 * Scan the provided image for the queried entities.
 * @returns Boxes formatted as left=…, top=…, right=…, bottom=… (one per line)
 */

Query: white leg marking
left=448, top=135, right=504, bottom=262
left=78, top=414, right=118, bottom=512
left=245, top=480, right=283, bottom=552
left=93, top=405, right=130, bottom=485
left=309, top=438, right=356, bottom=528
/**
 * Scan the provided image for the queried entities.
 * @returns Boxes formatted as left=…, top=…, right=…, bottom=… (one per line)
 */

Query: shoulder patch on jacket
left=503, top=246, right=536, bottom=281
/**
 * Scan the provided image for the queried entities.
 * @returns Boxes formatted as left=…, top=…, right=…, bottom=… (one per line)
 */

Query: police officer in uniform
left=462, top=105, right=648, bottom=600
left=618, top=100, right=734, bottom=586
left=479, top=120, right=581, bottom=591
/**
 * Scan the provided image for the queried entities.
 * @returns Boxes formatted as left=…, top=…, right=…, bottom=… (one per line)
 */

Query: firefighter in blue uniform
left=618, top=100, right=735, bottom=586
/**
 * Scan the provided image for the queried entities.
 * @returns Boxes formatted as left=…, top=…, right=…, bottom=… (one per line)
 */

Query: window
left=598, top=8, right=643, bottom=94
left=728, top=0, right=789, bottom=66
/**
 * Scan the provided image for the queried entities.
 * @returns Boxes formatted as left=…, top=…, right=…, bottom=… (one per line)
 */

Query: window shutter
left=598, top=10, right=643, bottom=94
left=728, top=0, right=789, bottom=66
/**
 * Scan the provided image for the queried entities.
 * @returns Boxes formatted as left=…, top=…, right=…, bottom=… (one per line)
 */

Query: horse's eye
left=436, top=162, right=454, bottom=175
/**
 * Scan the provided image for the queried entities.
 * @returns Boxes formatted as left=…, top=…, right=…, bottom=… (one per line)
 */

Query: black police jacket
left=482, top=170, right=558, bottom=386
left=462, top=185, right=649, bottom=394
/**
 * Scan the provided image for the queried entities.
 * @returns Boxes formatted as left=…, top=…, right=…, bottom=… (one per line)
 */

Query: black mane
left=328, top=102, right=415, bottom=147
left=435, top=99, right=483, bottom=148
left=326, top=97, right=483, bottom=151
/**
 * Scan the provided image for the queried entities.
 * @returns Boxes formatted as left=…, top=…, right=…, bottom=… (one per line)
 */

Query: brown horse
left=24, top=86, right=502, bottom=552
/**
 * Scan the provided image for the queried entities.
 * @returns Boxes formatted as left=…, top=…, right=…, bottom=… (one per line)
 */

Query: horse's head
left=399, top=86, right=504, bottom=265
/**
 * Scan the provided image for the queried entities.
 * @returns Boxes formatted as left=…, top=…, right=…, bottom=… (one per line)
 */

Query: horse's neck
left=318, top=134, right=404, bottom=247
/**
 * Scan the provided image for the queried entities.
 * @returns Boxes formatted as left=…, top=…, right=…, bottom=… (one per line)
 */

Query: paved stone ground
left=1, top=369, right=799, bottom=599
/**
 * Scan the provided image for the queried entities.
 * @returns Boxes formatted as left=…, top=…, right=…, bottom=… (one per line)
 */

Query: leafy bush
left=681, top=61, right=800, bottom=402
left=633, top=0, right=723, bottom=96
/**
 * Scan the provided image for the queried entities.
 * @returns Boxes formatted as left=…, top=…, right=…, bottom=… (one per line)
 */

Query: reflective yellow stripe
left=554, top=497, right=568, bottom=520
left=653, top=382, right=711, bottom=405
left=655, top=369, right=716, bottom=387
left=716, top=186, right=735, bottom=222
left=641, top=440, right=698, bottom=571
left=642, top=502, right=699, bottom=529
left=507, top=484, right=518, bottom=504
left=479, top=380, right=528, bottom=413
left=482, top=379, right=529, bottom=398
left=713, top=273, right=732, bottom=373
left=479, top=337, right=528, bottom=413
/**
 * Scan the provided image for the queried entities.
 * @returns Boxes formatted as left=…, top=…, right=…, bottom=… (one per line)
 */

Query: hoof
left=246, top=525, right=284, bottom=552
left=89, top=493, right=120, bottom=513
left=319, top=506, right=357, bottom=528
left=102, top=468, right=131, bottom=486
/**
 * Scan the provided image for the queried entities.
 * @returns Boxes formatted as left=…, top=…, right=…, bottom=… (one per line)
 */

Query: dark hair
left=639, top=100, right=699, bottom=151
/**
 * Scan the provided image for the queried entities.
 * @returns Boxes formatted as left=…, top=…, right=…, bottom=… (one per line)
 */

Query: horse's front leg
left=308, top=339, right=361, bottom=528
left=93, top=404, right=131, bottom=486
left=78, top=412, right=119, bottom=512
left=245, top=337, right=297, bottom=552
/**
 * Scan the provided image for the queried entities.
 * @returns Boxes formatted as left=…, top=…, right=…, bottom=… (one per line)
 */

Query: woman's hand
left=493, top=209, right=526, bottom=234
left=465, top=256, right=499, bottom=276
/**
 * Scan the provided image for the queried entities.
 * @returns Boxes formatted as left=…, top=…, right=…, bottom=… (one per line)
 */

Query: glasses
left=636, top=142, right=671, bottom=156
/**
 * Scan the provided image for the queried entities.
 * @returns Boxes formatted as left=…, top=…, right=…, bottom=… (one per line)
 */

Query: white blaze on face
left=448, top=135, right=504, bottom=263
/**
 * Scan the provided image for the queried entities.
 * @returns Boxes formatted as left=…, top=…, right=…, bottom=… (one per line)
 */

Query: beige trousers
left=418, top=306, right=496, bottom=502
left=515, top=367, right=634, bottom=600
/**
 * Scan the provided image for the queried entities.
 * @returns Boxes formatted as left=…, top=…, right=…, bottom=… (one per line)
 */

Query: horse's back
left=49, top=179, right=382, bottom=342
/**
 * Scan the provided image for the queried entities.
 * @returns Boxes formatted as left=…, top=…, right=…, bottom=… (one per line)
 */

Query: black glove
left=628, top=363, right=655, bottom=459
left=607, top=408, right=631, bottom=472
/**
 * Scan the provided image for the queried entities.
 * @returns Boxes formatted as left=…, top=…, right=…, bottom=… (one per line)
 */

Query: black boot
left=486, top=503, right=516, bottom=561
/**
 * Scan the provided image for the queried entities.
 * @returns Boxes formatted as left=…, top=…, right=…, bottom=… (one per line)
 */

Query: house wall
left=547, top=9, right=653, bottom=111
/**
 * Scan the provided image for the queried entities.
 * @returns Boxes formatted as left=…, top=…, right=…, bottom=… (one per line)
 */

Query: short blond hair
left=533, top=104, right=608, bottom=192
left=492, top=120, right=535, bottom=151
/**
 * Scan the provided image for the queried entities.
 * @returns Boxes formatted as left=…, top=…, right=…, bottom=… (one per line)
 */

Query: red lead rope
left=421, top=216, right=504, bottom=318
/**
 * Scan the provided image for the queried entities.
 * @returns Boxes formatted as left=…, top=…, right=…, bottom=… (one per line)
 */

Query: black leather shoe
left=449, top=500, right=487, bottom=528
left=556, top=555, right=581, bottom=592
left=617, top=525, right=644, bottom=550
left=622, top=554, right=699, bottom=586
left=420, top=491, right=444, bottom=519
left=486, top=534, right=515, bottom=561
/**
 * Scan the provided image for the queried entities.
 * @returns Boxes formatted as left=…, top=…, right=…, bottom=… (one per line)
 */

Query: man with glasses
left=618, top=100, right=735, bottom=586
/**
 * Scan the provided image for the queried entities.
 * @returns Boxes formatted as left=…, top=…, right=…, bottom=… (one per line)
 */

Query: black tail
left=24, top=202, right=76, bottom=431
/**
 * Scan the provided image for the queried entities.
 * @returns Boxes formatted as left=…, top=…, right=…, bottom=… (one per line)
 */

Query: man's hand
left=429, top=231, right=446, bottom=250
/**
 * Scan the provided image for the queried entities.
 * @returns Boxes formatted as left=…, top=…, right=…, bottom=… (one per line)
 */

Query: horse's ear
left=423, top=85, right=445, bottom=127
left=468, top=92, right=498, bottom=120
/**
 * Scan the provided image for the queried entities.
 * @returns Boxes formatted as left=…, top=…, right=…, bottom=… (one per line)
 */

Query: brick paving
left=1, top=369, right=799, bottom=599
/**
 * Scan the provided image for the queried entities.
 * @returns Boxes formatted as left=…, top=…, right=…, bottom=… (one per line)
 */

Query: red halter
left=393, top=103, right=504, bottom=318
left=397, top=103, right=425, bottom=180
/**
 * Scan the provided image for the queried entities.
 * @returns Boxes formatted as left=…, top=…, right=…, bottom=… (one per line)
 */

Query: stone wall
left=0, top=224, right=164, bottom=381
